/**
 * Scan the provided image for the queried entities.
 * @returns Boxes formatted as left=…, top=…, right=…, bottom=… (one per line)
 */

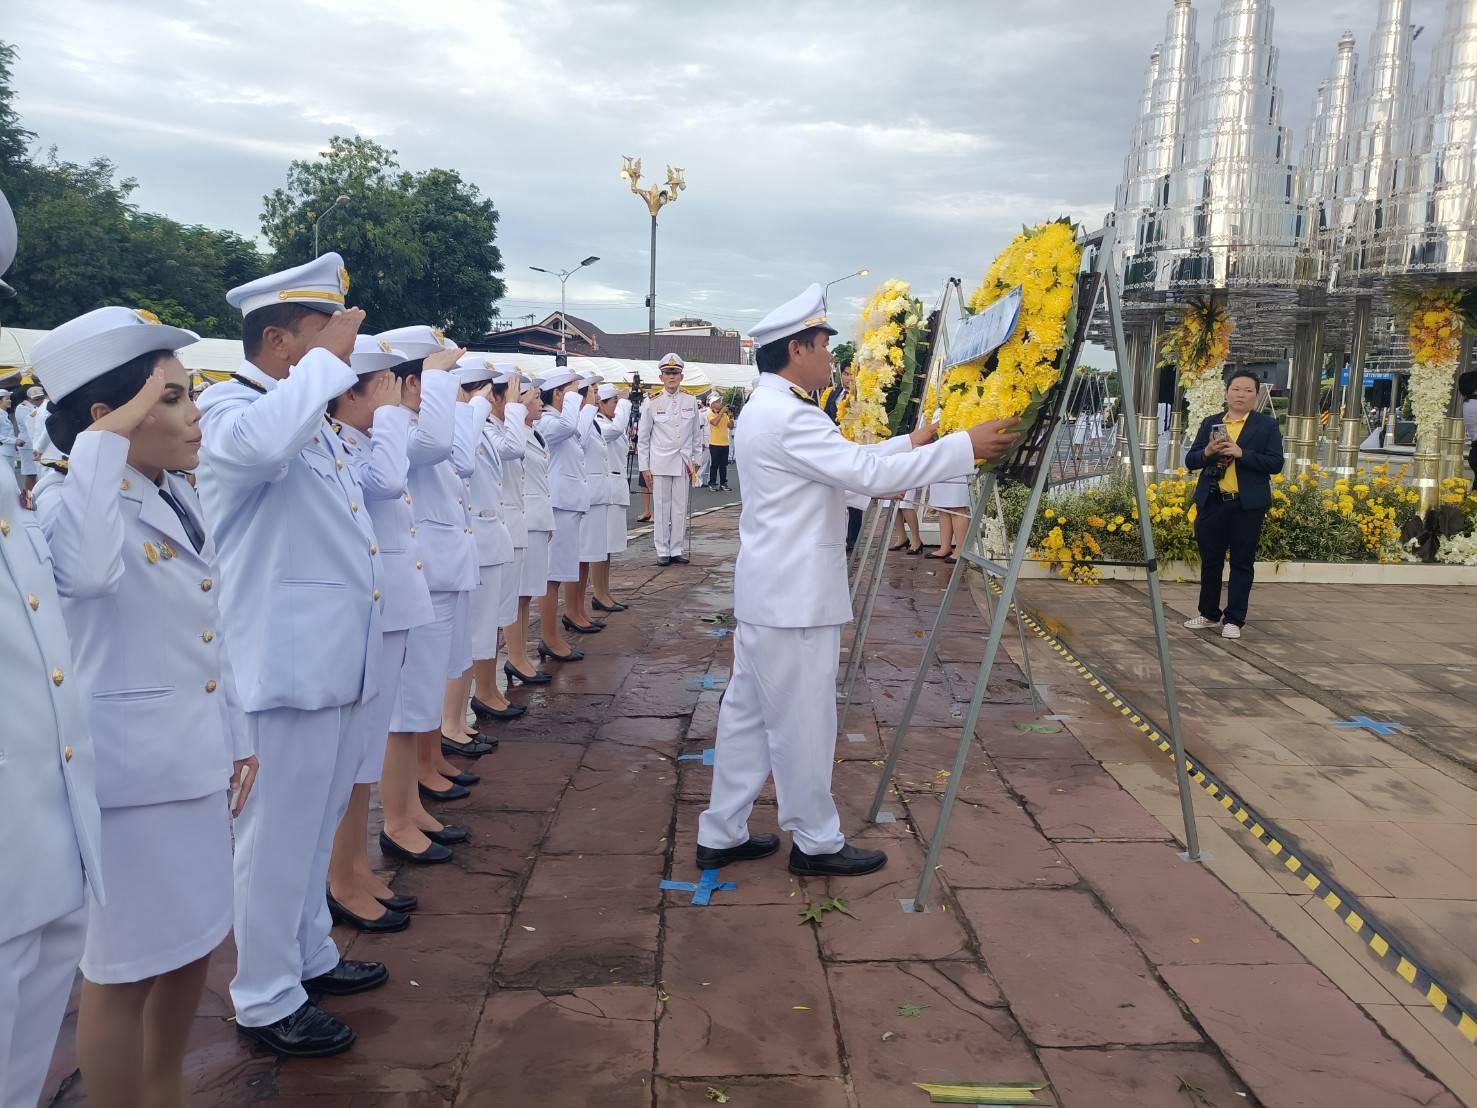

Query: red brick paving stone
left=831, top=758, right=929, bottom=838
left=908, top=793, right=1077, bottom=890
left=658, top=904, right=841, bottom=1077
left=1161, top=964, right=1464, bottom=1108
left=452, top=741, right=583, bottom=813
left=993, top=758, right=1174, bottom=841
left=457, top=986, right=656, bottom=1108
left=975, top=721, right=1095, bottom=762
left=533, top=651, right=639, bottom=695
left=868, top=677, right=968, bottom=729
left=492, top=692, right=614, bottom=741
left=543, top=743, right=676, bottom=854
left=595, top=714, right=688, bottom=755
left=1038, top=1047, right=1250, bottom=1108
left=390, top=811, right=547, bottom=915
left=611, top=672, right=702, bottom=717
left=655, top=1076, right=854, bottom=1106
left=270, top=995, right=483, bottom=1098
left=811, top=835, right=973, bottom=962
left=1060, top=842, right=1303, bottom=966
left=499, top=853, right=663, bottom=989
left=827, top=962, right=1048, bottom=1108
left=345, top=914, right=508, bottom=1001
left=253, top=1096, right=450, bottom=1107
left=666, top=802, right=813, bottom=907
left=960, top=889, right=1202, bottom=1047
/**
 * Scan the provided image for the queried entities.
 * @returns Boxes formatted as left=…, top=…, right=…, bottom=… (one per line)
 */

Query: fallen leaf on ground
left=705, top=1086, right=730, bottom=1103
left=799, top=904, right=827, bottom=925
left=822, top=896, right=857, bottom=919
left=897, top=1003, right=925, bottom=1018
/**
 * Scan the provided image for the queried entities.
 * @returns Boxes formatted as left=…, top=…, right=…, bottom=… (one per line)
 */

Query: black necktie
left=533, top=429, right=547, bottom=449
left=159, top=485, right=205, bottom=554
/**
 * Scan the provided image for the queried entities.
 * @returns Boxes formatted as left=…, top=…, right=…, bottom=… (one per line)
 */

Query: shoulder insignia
left=41, top=458, right=69, bottom=474
left=789, top=386, right=819, bottom=408
left=331, top=420, right=344, bottom=435
left=230, top=373, right=268, bottom=395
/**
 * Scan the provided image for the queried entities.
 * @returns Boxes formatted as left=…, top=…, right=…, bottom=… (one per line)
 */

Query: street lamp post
left=311, top=195, right=351, bottom=258
left=619, top=156, right=686, bottom=359
left=822, top=268, right=870, bottom=309
left=529, top=256, right=601, bottom=358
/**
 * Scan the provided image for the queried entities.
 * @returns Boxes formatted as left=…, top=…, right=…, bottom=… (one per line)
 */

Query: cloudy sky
left=7, top=0, right=1443, bottom=343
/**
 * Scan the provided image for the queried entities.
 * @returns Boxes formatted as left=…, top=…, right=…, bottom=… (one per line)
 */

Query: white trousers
left=231, top=703, right=362, bottom=1027
left=652, top=474, right=690, bottom=557
left=698, top=622, right=845, bottom=856
left=0, top=907, right=85, bottom=1108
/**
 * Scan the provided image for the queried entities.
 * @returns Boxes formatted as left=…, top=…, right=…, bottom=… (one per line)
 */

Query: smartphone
left=1210, top=424, right=1229, bottom=444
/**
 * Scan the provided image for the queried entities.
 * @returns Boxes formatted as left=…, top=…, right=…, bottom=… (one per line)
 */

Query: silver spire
left=1298, top=33, right=1360, bottom=283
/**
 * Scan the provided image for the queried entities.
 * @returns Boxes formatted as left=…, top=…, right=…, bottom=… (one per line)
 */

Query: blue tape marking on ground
left=659, top=868, right=736, bottom=906
left=708, top=627, right=732, bottom=638
left=1335, top=715, right=1405, bottom=736
left=687, top=675, right=726, bottom=690
left=677, top=749, right=717, bottom=765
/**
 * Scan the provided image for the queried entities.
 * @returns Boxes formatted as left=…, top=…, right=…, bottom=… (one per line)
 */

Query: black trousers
left=1194, top=495, right=1266, bottom=627
left=845, top=506, right=865, bottom=554
left=709, top=444, right=730, bottom=487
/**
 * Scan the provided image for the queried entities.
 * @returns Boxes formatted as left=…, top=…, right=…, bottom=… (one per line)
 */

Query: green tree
left=831, top=341, right=856, bottom=370
left=261, top=136, right=505, bottom=337
left=0, top=41, right=34, bottom=167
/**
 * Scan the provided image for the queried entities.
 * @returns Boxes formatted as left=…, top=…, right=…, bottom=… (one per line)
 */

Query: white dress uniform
left=578, top=377, right=611, bottom=564
left=16, top=398, right=42, bottom=476
left=338, top=336, right=434, bottom=783
left=538, top=373, right=590, bottom=583
left=196, top=254, right=385, bottom=1030
left=698, top=285, right=977, bottom=857
left=519, top=417, right=554, bottom=597
left=637, top=362, right=702, bottom=559
left=0, top=185, right=102, bottom=1108
left=456, top=361, right=514, bottom=661
left=491, top=385, right=530, bottom=626
left=30, top=309, right=245, bottom=989
left=599, top=393, right=632, bottom=554
left=0, top=408, right=16, bottom=471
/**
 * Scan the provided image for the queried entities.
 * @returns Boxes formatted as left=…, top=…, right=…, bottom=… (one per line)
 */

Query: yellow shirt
left=708, top=411, right=731, bottom=447
left=1218, top=415, right=1247, bottom=494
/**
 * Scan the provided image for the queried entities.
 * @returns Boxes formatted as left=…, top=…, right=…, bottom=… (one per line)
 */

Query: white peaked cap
left=376, top=325, right=454, bottom=360
left=349, top=334, right=407, bottom=377
left=228, top=252, right=350, bottom=318
left=658, top=352, right=685, bottom=369
left=540, top=368, right=579, bottom=391
left=31, top=307, right=199, bottom=402
left=749, top=283, right=837, bottom=348
left=597, top=383, right=617, bottom=401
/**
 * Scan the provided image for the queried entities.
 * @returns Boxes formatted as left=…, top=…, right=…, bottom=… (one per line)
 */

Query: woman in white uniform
left=31, top=307, right=256, bottom=1108
left=536, top=369, right=589, bottom=663
left=593, top=384, right=632, bottom=612
left=927, top=475, right=969, bottom=562
left=567, top=373, right=608, bottom=634
left=0, top=391, right=16, bottom=476
left=508, top=380, right=553, bottom=684
left=492, top=365, right=534, bottom=678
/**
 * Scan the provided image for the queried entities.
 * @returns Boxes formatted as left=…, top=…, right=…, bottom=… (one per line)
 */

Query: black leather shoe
left=327, top=892, right=410, bottom=934
left=562, top=614, right=603, bottom=634
left=441, top=735, right=497, bottom=758
left=695, top=833, right=780, bottom=869
left=671, top=554, right=690, bottom=564
left=470, top=698, right=526, bottom=721
left=656, top=556, right=672, bottom=567
left=448, top=770, right=480, bottom=786
left=788, top=843, right=888, bottom=877
left=377, top=892, right=418, bottom=913
left=505, top=661, right=552, bottom=685
left=426, top=824, right=470, bottom=845
left=419, top=781, right=470, bottom=802
left=538, top=641, right=584, bottom=662
left=236, top=1001, right=354, bottom=1058
left=378, top=831, right=452, bottom=864
left=591, top=597, right=629, bottom=613
left=303, top=959, right=389, bottom=997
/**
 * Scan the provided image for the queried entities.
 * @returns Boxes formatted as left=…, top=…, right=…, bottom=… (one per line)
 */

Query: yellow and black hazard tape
left=985, top=581, right=1477, bottom=1046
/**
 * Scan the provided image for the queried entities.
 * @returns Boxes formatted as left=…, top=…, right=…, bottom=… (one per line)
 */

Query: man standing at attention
left=696, top=284, right=1020, bottom=878
left=638, top=353, right=701, bottom=566
left=197, top=254, right=387, bottom=1058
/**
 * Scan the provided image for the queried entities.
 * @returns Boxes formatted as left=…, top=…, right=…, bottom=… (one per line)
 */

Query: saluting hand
left=470, top=382, right=494, bottom=403
left=909, top=420, right=941, bottom=447
left=94, top=368, right=167, bottom=438
left=310, top=308, right=366, bottom=363
left=230, top=755, right=259, bottom=817
left=365, top=371, right=401, bottom=411
left=966, top=418, right=1025, bottom=462
left=423, top=345, right=467, bottom=373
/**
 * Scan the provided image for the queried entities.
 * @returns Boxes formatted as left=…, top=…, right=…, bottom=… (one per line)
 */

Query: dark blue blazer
left=1185, top=410, right=1284, bottom=511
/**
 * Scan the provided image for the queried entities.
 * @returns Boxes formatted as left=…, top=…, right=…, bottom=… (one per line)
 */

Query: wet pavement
left=41, top=509, right=1468, bottom=1106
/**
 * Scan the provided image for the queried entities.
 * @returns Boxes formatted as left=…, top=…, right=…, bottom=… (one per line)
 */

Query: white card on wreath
left=946, top=285, right=1022, bottom=369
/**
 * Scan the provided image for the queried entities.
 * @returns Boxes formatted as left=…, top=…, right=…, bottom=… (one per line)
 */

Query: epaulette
left=230, top=373, right=268, bottom=395
left=789, top=386, right=819, bottom=408
left=40, top=458, right=69, bottom=474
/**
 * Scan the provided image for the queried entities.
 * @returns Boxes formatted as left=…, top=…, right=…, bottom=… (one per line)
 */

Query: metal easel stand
left=865, top=227, right=1203, bottom=915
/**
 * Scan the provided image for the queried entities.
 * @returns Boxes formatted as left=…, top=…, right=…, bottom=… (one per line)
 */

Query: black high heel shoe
left=539, top=640, right=584, bottom=662
left=376, top=892, right=418, bottom=913
left=377, top=831, right=452, bottom=865
left=418, top=780, right=470, bottom=802
left=504, top=661, right=552, bottom=685
left=562, top=614, right=603, bottom=634
left=426, top=824, right=470, bottom=845
left=441, top=734, right=496, bottom=758
left=591, top=597, right=629, bottom=613
left=327, top=891, right=410, bottom=933
left=470, top=697, right=527, bottom=721
left=447, top=770, right=480, bottom=786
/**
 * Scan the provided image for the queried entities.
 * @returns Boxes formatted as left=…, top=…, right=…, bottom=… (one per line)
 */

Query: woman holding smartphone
left=30, top=307, right=256, bottom=1108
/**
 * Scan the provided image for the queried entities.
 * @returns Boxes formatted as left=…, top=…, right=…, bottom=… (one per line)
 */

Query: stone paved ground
left=43, top=509, right=1466, bottom=1106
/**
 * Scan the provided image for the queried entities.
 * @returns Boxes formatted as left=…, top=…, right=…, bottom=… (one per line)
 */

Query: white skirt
left=930, top=478, right=970, bottom=510
left=606, top=503, right=628, bottom=554
left=501, top=549, right=525, bottom=625
left=521, top=532, right=551, bottom=597
left=82, top=792, right=232, bottom=983
left=579, top=502, right=609, bottom=562
left=356, top=628, right=408, bottom=784
left=471, top=562, right=508, bottom=660
left=549, top=509, right=581, bottom=583
left=447, top=587, right=472, bottom=677
left=393, top=589, right=460, bottom=732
